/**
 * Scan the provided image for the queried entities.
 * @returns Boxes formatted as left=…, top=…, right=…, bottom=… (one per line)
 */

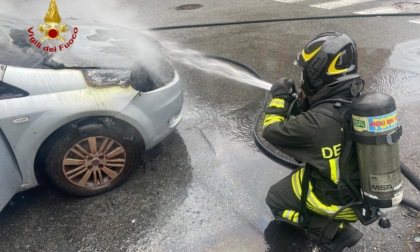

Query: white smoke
left=0, top=0, right=144, bottom=28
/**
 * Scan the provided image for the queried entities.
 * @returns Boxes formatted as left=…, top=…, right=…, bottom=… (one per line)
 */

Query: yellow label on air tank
left=353, top=111, right=397, bottom=133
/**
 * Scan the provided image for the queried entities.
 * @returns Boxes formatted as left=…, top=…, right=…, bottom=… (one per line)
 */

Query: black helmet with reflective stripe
left=295, top=32, right=359, bottom=96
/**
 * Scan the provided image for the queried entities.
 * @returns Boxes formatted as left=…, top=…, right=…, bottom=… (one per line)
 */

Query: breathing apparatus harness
left=287, top=80, right=404, bottom=242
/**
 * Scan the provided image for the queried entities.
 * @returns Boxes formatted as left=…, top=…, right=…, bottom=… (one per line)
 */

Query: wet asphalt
left=1, top=1, right=420, bottom=252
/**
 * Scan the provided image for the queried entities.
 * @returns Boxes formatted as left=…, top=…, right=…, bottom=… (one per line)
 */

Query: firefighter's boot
left=321, top=224, right=363, bottom=252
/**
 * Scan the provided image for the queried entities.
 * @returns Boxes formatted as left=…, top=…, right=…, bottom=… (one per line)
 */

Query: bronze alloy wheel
left=62, top=136, right=127, bottom=188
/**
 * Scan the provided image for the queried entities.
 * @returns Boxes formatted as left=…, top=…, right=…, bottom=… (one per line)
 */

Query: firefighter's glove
left=265, top=77, right=295, bottom=116
left=270, top=77, right=295, bottom=102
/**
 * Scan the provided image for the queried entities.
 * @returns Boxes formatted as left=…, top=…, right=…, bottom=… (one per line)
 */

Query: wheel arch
left=34, top=116, right=145, bottom=185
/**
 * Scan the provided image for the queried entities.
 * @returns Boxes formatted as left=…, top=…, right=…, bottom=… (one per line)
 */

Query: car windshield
left=0, top=14, right=163, bottom=69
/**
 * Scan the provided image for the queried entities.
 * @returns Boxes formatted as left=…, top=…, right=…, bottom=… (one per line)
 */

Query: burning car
left=0, top=15, right=183, bottom=211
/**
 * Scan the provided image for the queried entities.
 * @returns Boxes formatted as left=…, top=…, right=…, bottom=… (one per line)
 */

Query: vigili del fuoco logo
left=27, top=0, right=78, bottom=53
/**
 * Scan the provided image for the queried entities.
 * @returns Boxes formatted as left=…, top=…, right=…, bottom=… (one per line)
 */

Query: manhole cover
left=175, top=4, right=204, bottom=10
left=393, top=2, right=420, bottom=11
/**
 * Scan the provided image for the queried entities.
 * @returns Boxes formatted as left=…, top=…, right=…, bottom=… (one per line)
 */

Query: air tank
left=352, top=92, right=403, bottom=208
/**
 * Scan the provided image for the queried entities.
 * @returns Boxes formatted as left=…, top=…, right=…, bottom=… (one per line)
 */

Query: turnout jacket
left=263, top=79, right=362, bottom=206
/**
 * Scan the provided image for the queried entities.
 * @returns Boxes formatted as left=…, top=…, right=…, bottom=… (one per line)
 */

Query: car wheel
left=45, top=123, right=137, bottom=196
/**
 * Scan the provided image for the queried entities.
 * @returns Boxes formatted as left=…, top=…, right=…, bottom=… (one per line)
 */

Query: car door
left=0, top=128, right=22, bottom=211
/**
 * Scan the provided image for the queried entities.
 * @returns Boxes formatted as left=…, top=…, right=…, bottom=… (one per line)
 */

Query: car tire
left=45, top=122, right=137, bottom=196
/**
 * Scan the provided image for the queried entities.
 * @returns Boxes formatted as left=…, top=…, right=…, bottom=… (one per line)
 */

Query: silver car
left=0, top=15, right=183, bottom=211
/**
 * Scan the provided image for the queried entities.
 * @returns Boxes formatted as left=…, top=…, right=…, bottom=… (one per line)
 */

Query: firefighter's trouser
left=266, top=168, right=358, bottom=242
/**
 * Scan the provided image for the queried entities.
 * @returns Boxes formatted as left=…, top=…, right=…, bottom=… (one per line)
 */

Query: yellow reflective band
left=269, top=98, right=285, bottom=109
left=308, top=190, right=357, bottom=220
left=282, top=210, right=291, bottom=219
left=309, top=181, right=343, bottom=214
left=291, top=169, right=303, bottom=200
left=308, top=189, right=357, bottom=220
left=306, top=189, right=326, bottom=215
left=327, top=52, right=349, bottom=75
left=302, top=46, right=322, bottom=62
left=263, top=114, right=285, bottom=127
left=293, top=213, right=299, bottom=222
left=282, top=210, right=299, bottom=223
left=329, top=157, right=340, bottom=184
left=264, top=114, right=284, bottom=121
left=291, top=168, right=357, bottom=221
left=263, top=118, right=282, bottom=127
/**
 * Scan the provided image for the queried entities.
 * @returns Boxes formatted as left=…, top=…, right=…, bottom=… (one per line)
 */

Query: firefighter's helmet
left=295, top=32, right=359, bottom=96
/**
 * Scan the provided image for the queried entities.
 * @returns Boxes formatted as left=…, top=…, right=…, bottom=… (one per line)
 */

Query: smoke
left=0, top=0, right=143, bottom=28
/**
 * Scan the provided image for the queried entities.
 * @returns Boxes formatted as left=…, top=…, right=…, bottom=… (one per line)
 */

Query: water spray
left=162, top=42, right=273, bottom=91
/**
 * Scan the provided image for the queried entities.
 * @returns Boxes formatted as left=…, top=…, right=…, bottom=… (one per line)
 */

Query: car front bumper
left=116, top=71, right=183, bottom=150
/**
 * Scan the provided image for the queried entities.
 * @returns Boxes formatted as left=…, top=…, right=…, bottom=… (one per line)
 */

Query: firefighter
left=263, top=32, right=365, bottom=251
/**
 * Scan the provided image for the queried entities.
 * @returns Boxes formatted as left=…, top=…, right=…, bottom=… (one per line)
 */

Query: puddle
left=364, top=40, right=420, bottom=97
left=390, top=39, right=420, bottom=75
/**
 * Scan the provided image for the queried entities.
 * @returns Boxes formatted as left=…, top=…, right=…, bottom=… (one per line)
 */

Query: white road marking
left=310, top=0, right=375, bottom=10
left=409, top=19, right=420, bottom=24
left=274, top=0, right=305, bottom=3
left=273, top=0, right=418, bottom=26
left=354, top=6, right=403, bottom=14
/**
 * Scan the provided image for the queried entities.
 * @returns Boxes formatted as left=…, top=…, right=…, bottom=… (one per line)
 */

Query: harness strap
left=298, top=166, right=312, bottom=227
left=338, top=110, right=364, bottom=202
